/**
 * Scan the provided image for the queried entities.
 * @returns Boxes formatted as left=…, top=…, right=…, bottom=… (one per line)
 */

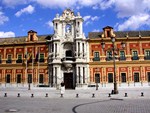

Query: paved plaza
left=0, top=86, right=150, bottom=113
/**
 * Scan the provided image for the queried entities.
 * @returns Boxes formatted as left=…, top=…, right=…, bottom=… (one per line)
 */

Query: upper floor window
left=93, top=52, right=100, bottom=61
left=120, top=51, right=126, bottom=60
left=6, top=54, right=12, bottom=63
left=106, top=31, right=111, bottom=37
left=30, top=35, right=33, bottom=41
left=106, top=51, right=112, bottom=61
left=16, top=54, right=22, bottom=63
left=0, top=55, right=1, bottom=63
left=39, top=53, right=44, bottom=62
left=144, top=50, right=150, bottom=60
left=132, top=50, right=139, bottom=60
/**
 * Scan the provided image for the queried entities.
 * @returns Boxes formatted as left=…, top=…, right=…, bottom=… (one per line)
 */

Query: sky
left=0, top=0, right=150, bottom=38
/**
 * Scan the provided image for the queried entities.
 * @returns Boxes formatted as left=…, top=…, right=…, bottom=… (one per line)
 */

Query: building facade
left=88, top=26, right=150, bottom=87
left=0, top=30, right=49, bottom=87
left=47, top=9, right=89, bottom=89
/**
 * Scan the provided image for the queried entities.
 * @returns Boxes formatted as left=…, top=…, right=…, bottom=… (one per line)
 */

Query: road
left=0, top=97, right=150, bottom=113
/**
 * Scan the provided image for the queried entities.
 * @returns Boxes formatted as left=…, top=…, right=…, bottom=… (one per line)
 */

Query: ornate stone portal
left=47, top=9, right=89, bottom=89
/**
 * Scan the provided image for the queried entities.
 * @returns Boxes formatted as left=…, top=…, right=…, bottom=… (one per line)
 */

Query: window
left=120, top=51, right=126, bottom=60
left=106, top=31, right=110, bottom=37
left=83, top=67, right=85, bottom=83
left=147, top=72, right=150, bottom=82
left=28, top=74, right=32, bottom=83
left=82, top=43, right=84, bottom=56
left=39, top=74, right=44, bottom=84
left=132, top=51, right=139, bottom=60
left=78, top=67, right=80, bottom=83
left=16, top=54, right=22, bottom=63
left=6, top=55, right=12, bottom=63
left=6, top=74, right=10, bottom=83
left=108, top=73, right=113, bottom=83
left=65, top=24, right=71, bottom=33
left=39, top=53, right=44, bottom=62
left=95, top=73, right=100, bottom=83
left=106, top=51, right=112, bottom=61
left=134, top=73, right=139, bottom=82
left=17, top=74, right=21, bottom=83
left=145, top=50, right=150, bottom=60
left=121, top=73, right=126, bottom=82
left=30, top=35, right=33, bottom=41
left=93, top=52, right=100, bottom=61
left=0, top=55, right=1, bottom=63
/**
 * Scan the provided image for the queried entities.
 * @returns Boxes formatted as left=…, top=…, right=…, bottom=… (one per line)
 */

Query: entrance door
left=64, top=73, right=73, bottom=89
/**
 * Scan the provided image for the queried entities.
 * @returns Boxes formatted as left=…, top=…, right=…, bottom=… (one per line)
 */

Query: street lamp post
left=101, top=37, right=125, bottom=94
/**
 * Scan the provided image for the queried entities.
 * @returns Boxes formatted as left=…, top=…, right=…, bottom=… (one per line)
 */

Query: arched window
left=66, top=50, right=72, bottom=57
left=65, top=24, right=71, bottom=33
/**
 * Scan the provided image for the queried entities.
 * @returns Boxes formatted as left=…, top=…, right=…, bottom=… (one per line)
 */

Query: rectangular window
left=134, top=73, right=139, bottom=82
left=93, top=52, right=100, bottom=61
left=145, top=50, right=150, bottom=60
left=95, top=73, right=100, bottom=83
left=120, top=51, right=126, bottom=60
left=6, top=55, right=12, bottom=63
left=83, top=67, right=85, bottom=83
left=132, top=51, right=139, bottom=60
left=39, top=53, right=44, bottom=62
left=28, top=74, right=32, bottom=83
left=0, top=55, right=1, bottom=63
left=147, top=72, right=150, bottom=82
left=16, top=54, right=22, bottom=63
left=6, top=74, right=11, bottom=83
left=108, top=73, right=113, bottom=83
left=39, top=74, right=44, bottom=84
left=121, top=73, right=126, bottom=82
left=17, top=74, right=21, bottom=83
left=78, top=67, right=80, bottom=83
left=106, top=51, right=112, bottom=61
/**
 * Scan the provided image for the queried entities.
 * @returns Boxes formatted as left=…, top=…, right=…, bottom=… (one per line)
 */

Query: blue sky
left=0, top=0, right=150, bottom=38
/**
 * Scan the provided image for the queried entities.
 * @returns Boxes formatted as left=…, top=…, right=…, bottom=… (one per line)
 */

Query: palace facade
left=0, top=30, right=49, bottom=87
left=88, top=26, right=150, bottom=87
left=0, top=9, right=150, bottom=89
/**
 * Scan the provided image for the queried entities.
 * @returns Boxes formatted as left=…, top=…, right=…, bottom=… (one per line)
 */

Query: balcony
left=6, top=60, right=12, bottom=63
left=93, top=57, right=100, bottom=61
left=39, top=59, right=44, bottom=63
left=144, top=56, right=150, bottom=60
left=119, top=56, right=126, bottom=61
left=132, top=56, right=139, bottom=60
left=106, top=57, right=113, bottom=61
left=61, top=57, right=75, bottom=62
left=16, top=59, right=23, bottom=63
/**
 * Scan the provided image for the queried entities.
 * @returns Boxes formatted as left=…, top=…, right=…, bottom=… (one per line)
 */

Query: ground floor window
left=134, top=73, right=139, bottom=82
left=108, top=73, right=113, bottom=83
left=28, top=74, right=32, bottom=83
left=121, top=73, right=126, bottom=82
left=17, top=74, right=21, bottom=83
left=6, top=74, right=10, bottom=83
left=147, top=72, right=150, bottom=82
left=95, top=73, right=100, bottom=83
left=39, top=74, right=44, bottom=84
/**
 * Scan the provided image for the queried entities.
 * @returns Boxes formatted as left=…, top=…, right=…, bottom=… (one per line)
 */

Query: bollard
left=4, top=93, right=7, bottom=97
left=125, top=93, right=128, bottom=97
left=17, top=93, right=20, bottom=97
left=31, top=94, right=34, bottom=98
left=45, top=93, right=48, bottom=97
left=92, top=93, right=95, bottom=98
left=108, top=93, right=111, bottom=97
left=60, top=94, right=63, bottom=98
left=141, top=92, right=144, bottom=97
left=76, top=94, right=79, bottom=98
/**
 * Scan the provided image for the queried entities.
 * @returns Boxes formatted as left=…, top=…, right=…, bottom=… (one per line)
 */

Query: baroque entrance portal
left=64, top=73, right=74, bottom=89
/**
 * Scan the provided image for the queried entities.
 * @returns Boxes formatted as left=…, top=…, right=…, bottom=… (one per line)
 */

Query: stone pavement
left=0, top=86, right=150, bottom=99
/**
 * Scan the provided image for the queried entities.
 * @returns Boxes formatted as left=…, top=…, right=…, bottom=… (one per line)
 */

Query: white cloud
left=15, top=5, right=35, bottom=17
left=83, top=15, right=99, bottom=26
left=46, top=20, right=53, bottom=28
left=0, top=31, right=15, bottom=38
left=2, top=0, right=30, bottom=7
left=100, top=0, right=115, bottom=10
left=0, top=11, right=9, bottom=25
left=117, top=14, right=150, bottom=31
left=92, top=29, right=100, bottom=32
